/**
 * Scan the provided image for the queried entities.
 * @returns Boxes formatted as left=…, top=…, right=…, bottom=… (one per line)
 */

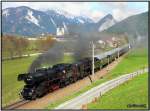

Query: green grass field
left=2, top=56, right=37, bottom=107
left=87, top=73, right=148, bottom=109
left=109, top=48, right=148, bottom=75
left=2, top=54, right=74, bottom=107
left=47, top=48, right=148, bottom=109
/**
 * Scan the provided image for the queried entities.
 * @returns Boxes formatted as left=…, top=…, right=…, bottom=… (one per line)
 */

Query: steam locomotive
left=18, top=44, right=129, bottom=100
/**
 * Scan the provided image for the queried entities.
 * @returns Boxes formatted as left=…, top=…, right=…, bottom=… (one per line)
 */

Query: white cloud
left=102, top=2, right=147, bottom=21
left=112, top=8, right=144, bottom=21
left=106, top=2, right=127, bottom=8
left=2, top=2, right=148, bottom=22
left=112, top=9, right=127, bottom=21
left=87, top=10, right=105, bottom=22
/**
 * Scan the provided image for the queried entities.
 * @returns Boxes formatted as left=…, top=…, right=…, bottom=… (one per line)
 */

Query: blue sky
left=2, top=2, right=148, bottom=22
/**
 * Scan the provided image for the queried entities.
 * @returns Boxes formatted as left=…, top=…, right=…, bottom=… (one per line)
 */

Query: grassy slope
left=2, top=55, right=74, bottom=107
left=47, top=48, right=148, bottom=109
left=88, top=73, right=148, bottom=109
left=106, top=48, right=148, bottom=79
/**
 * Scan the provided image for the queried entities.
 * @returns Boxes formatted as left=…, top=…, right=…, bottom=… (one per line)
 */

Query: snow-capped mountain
left=2, top=6, right=94, bottom=36
left=2, top=6, right=116, bottom=36
left=45, top=9, right=93, bottom=25
left=2, top=6, right=55, bottom=36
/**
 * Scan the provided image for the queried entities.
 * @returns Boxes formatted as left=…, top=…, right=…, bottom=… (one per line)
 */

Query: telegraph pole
left=117, top=41, right=120, bottom=60
left=92, top=41, right=95, bottom=79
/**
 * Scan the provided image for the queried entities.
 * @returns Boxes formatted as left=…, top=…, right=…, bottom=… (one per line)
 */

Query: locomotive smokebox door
left=18, top=74, right=27, bottom=81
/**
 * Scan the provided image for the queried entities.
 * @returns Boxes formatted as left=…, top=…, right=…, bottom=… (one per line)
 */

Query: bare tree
left=2, top=35, right=30, bottom=59
left=2, top=35, right=16, bottom=59
left=36, top=36, right=55, bottom=52
left=16, top=37, right=29, bottom=57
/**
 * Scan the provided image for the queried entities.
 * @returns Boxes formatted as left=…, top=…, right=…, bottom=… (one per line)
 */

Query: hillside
left=106, top=12, right=148, bottom=37
left=87, top=73, right=148, bottom=109
left=68, top=14, right=116, bottom=34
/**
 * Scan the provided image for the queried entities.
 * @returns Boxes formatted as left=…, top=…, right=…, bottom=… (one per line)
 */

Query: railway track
left=2, top=100, right=30, bottom=110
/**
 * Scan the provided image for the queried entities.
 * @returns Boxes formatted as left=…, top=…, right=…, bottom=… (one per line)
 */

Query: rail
left=2, top=99, right=30, bottom=109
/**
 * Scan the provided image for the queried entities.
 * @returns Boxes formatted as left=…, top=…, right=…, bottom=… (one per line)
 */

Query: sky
left=2, top=2, right=148, bottom=22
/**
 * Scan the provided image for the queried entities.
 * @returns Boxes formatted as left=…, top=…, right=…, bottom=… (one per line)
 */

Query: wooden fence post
left=82, top=104, right=87, bottom=109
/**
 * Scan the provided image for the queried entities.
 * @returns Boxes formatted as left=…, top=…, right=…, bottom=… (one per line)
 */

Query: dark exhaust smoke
left=28, top=42, right=64, bottom=73
left=72, top=32, right=109, bottom=61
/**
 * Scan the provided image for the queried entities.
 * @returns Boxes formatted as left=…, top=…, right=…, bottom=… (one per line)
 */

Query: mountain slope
left=2, top=6, right=56, bottom=36
left=68, top=14, right=116, bottom=34
left=106, top=12, right=148, bottom=36
left=2, top=6, right=94, bottom=36
left=97, top=14, right=116, bottom=32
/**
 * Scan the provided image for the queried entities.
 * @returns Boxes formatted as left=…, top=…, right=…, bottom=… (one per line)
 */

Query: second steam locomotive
left=18, top=44, right=129, bottom=100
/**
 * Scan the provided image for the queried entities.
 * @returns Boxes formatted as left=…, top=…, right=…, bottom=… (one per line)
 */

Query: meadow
left=87, top=73, right=148, bottom=109
left=2, top=56, right=37, bottom=107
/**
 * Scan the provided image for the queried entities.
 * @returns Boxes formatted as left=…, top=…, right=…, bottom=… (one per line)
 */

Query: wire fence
left=55, top=68, right=148, bottom=109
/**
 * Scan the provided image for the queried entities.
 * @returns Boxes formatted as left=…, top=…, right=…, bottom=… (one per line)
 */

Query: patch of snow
left=99, top=18, right=116, bottom=32
left=63, top=22, right=68, bottom=33
left=50, top=18, right=57, bottom=27
left=78, top=19, right=85, bottom=24
left=79, top=16, right=94, bottom=23
left=54, top=9, right=75, bottom=19
left=3, top=9, right=10, bottom=17
left=25, top=10, right=40, bottom=26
